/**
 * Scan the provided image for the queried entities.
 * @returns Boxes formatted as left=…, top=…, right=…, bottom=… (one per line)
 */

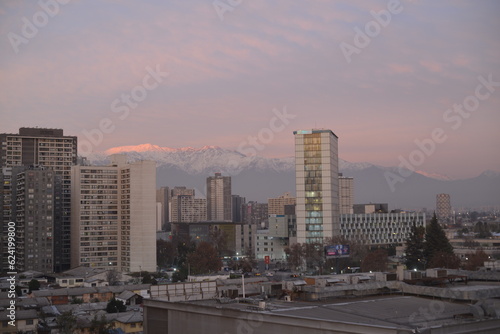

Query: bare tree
left=209, top=226, right=229, bottom=256
left=361, top=249, right=388, bottom=272
left=285, top=243, right=304, bottom=271
left=106, top=269, right=121, bottom=286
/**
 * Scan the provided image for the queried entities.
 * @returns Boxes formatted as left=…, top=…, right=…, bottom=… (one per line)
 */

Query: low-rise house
left=30, top=284, right=151, bottom=305
left=0, top=309, right=38, bottom=333
left=114, top=311, right=143, bottom=333
left=116, top=291, right=143, bottom=306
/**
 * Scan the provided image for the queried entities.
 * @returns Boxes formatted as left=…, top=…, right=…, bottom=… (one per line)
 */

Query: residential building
left=206, top=173, right=232, bottom=221
left=13, top=165, right=61, bottom=272
left=231, top=194, right=246, bottom=223
left=171, top=195, right=207, bottom=223
left=156, top=187, right=169, bottom=231
left=339, top=174, right=354, bottom=214
left=169, top=187, right=206, bottom=223
left=171, top=221, right=255, bottom=256
left=242, top=201, right=268, bottom=227
left=268, top=192, right=296, bottom=215
left=255, top=212, right=296, bottom=261
left=340, top=212, right=426, bottom=245
left=353, top=203, right=388, bottom=214
left=170, top=186, right=195, bottom=198
left=71, top=154, right=156, bottom=272
left=0, top=127, right=77, bottom=272
left=436, top=193, right=452, bottom=222
left=294, top=129, right=340, bottom=244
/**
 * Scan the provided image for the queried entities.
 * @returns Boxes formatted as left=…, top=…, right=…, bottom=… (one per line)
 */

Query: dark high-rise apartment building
left=0, top=128, right=77, bottom=272
left=156, top=187, right=170, bottom=231
left=206, top=173, right=232, bottom=221
left=231, top=195, right=246, bottom=223
left=16, top=166, right=60, bottom=272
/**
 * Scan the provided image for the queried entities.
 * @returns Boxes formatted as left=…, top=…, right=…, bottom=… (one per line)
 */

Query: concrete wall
left=144, top=299, right=411, bottom=334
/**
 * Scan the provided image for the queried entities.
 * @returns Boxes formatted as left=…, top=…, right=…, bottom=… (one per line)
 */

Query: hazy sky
left=1, top=0, right=499, bottom=179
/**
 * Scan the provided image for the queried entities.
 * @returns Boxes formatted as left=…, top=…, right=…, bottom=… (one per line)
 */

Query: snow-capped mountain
left=85, top=144, right=500, bottom=209
left=88, top=144, right=295, bottom=175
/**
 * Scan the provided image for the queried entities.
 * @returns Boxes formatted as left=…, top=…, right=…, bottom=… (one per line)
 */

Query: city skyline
left=1, top=1, right=499, bottom=181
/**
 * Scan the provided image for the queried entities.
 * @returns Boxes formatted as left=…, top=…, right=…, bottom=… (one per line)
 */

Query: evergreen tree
left=57, top=311, right=77, bottom=334
left=404, top=223, right=425, bottom=270
left=106, top=298, right=126, bottom=313
left=423, top=213, right=454, bottom=266
left=28, top=279, right=40, bottom=293
left=89, top=314, right=114, bottom=334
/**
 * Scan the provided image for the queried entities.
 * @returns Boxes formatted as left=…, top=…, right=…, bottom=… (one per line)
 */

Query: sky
left=1, top=0, right=499, bottom=180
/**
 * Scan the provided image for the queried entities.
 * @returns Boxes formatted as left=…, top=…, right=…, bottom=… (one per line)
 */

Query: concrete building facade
left=268, top=192, right=296, bottom=215
left=242, top=201, right=268, bottom=227
left=338, top=175, right=354, bottom=214
left=15, top=166, right=60, bottom=273
left=254, top=214, right=296, bottom=261
left=436, top=193, right=452, bottom=222
left=340, top=212, right=426, bottom=245
left=231, top=194, right=246, bottom=223
left=294, top=129, right=339, bottom=244
left=0, top=127, right=77, bottom=272
left=156, top=187, right=169, bottom=231
left=71, top=155, right=156, bottom=272
left=206, top=173, right=232, bottom=221
left=171, top=196, right=207, bottom=223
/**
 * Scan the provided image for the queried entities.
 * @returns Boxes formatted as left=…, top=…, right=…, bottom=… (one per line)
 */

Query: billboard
left=325, top=244, right=350, bottom=258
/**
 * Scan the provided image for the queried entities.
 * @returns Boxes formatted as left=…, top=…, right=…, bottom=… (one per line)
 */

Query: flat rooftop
left=178, top=295, right=490, bottom=331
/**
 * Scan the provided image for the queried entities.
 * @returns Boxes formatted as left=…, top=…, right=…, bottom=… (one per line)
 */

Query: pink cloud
left=419, top=60, right=443, bottom=73
left=388, top=63, right=414, bottom=74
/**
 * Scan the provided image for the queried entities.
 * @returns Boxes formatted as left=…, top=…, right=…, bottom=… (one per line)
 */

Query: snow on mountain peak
left=91, top=143, right=453, bottom=179
left=105, top=143, right=175, bottom=154
left=415, top=170, right=454, bottom=181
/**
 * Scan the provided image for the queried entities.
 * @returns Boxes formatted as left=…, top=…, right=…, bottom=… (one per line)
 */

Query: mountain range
left=85, top=144, right=500, bottom=210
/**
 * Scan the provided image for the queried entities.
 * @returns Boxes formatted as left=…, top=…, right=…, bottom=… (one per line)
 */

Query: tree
left=186, top=241, right=222, bottom=275
left=57, top=311, right=77, bottom=334
left=404, top=224, right=425, bottom=270
left=463, top=250, right=489, bottom=271
left=427, top=251, right=461, bottom=269
left=285, top=243, right=303, bottom=271
left=209, top=227, right=229, bottom=257
left=424, top=213, right=454, bottom=266
left=106, top=298, right=126, bottom=313
left=173, top=234, right=196, bottom=269
left=361, top=249, right=388, bottom=272
left=157, top=239, right=177, bottom=268
left=171, top=266, right=188, bottom=282
left=70, top=297, right=83, bottom=304
left=89, top=314, right=114, bottom=334
left=28, top=279, right=40, bottom=293
left=474, top=221, right=492, bottom=239
left=303, top=242, right=324, bottom=272
left=106, top=270, right=121, bottom=286
left=237, top=257, right=257, bottom=273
